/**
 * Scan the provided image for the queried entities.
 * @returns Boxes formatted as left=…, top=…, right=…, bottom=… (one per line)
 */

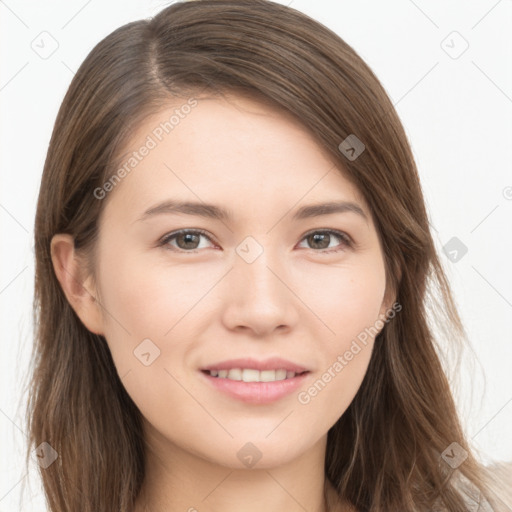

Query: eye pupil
left=178, top=233, right=200, bottom=249
left=308, top=233, right=330, bottom=249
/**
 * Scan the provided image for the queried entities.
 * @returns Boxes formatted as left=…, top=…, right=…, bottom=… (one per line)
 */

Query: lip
left=201, top=357, right=309, bottom=373
left=199, top=369, right=310, bottom=404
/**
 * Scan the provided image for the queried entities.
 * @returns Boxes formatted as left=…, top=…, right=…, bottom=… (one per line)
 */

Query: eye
left=159, top=229, right=216, bottom=252
left=297, top=229, right=353, bottom=253
left=158, top=228, right=353, bottom=253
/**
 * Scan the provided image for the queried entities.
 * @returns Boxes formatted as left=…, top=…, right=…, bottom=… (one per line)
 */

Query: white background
left=1, top=0, right=511, bottom=509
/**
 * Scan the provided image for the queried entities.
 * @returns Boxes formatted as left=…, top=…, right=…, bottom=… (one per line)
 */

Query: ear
left=50, top=233, right=104, bottom=336
left=377, top=280, right=399, bottom=327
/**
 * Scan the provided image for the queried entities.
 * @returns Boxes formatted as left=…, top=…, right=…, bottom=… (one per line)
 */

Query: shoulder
left=325, top=462, right=512, bottom=512
left=483, top=462, right=512, bottom=509
left=325, top=480, right=358, bottom=512
left=452, top=462, right=512, bottom=512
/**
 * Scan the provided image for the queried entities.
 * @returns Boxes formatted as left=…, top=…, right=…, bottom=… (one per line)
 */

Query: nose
left=221, top=247, right=299, bottom=337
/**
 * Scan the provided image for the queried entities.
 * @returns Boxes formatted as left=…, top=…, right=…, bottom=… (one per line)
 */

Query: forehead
left=100, top=93, right=370, bottom=226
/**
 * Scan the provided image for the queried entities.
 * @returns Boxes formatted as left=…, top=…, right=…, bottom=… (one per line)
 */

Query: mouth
left=199, top=362, right=311, bottom=404
left=201, top=368, right=309, bottom=382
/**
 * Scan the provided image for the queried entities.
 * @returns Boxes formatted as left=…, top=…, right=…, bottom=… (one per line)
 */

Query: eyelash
left=158, top=228, right=353, bottom=254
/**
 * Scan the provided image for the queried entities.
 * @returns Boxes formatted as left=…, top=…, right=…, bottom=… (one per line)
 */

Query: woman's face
left=87, top=93, right=392, bottom=469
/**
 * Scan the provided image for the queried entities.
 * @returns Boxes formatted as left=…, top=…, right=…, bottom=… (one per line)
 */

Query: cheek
left=296, top=259, right=385, bottom=410
left=97, top=249, right=204, bottom=339
left=331, top=275, right=385, bottom=343
left=94, top=254, right=195, bottom=425
left=94, top=250, right=213, bottom=404
left=296, top=256, right=386, bottom=341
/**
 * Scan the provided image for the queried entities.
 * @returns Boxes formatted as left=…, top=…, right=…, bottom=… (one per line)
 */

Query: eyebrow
left=136, top=199, right=368, bottom=223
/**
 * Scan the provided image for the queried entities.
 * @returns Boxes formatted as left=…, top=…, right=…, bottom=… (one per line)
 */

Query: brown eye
left=159, top=229, right=215, bottom=252
left=298, top=230, right=352, bottom=253
left=159, top=228, right=352, bottom=254
left=175, top=232, right=201, bottom=250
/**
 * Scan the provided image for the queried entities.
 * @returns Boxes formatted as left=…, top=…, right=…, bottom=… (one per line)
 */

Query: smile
left=200, top=369, right=310, bottom=404
left=204, top=368, right=307, bottom=382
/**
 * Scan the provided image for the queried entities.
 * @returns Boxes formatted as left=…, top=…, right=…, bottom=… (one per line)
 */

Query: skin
left=51, top=93, right=394, bottom=512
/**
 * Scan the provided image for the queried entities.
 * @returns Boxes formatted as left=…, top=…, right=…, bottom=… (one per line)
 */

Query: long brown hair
left=25, top=1, right=511, bottom=510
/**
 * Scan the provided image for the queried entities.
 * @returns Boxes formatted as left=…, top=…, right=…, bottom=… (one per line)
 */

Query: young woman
left=25, top=1, right=511, bottom=510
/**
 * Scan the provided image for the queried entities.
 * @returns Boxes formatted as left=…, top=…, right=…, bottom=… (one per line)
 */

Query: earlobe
left=378, top=283, right=397, bottom=326
left=50, top=233, right=104, bottom=336
left=379, top=265, right=401, bottom=320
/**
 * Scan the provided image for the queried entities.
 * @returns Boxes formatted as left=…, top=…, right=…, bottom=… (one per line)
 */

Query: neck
left=132, top=421, right=345, bottom=512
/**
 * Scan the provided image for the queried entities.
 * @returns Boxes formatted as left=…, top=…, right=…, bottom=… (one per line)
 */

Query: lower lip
left=199, top=370, right=310, bottom=404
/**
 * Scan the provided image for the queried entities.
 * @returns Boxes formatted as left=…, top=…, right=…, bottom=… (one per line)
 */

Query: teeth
left=227, top=368, right=242, bottom=381
left=242, top=369, right=260, bottom=382
left=208, top=368, right=299, bottom=382
left=275, top=369, right=287, bottom=381
left=260, top=370, right=277, bottom=382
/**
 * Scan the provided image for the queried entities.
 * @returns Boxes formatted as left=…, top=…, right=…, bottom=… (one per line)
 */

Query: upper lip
left=201, top=357, right=310, bottom=373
